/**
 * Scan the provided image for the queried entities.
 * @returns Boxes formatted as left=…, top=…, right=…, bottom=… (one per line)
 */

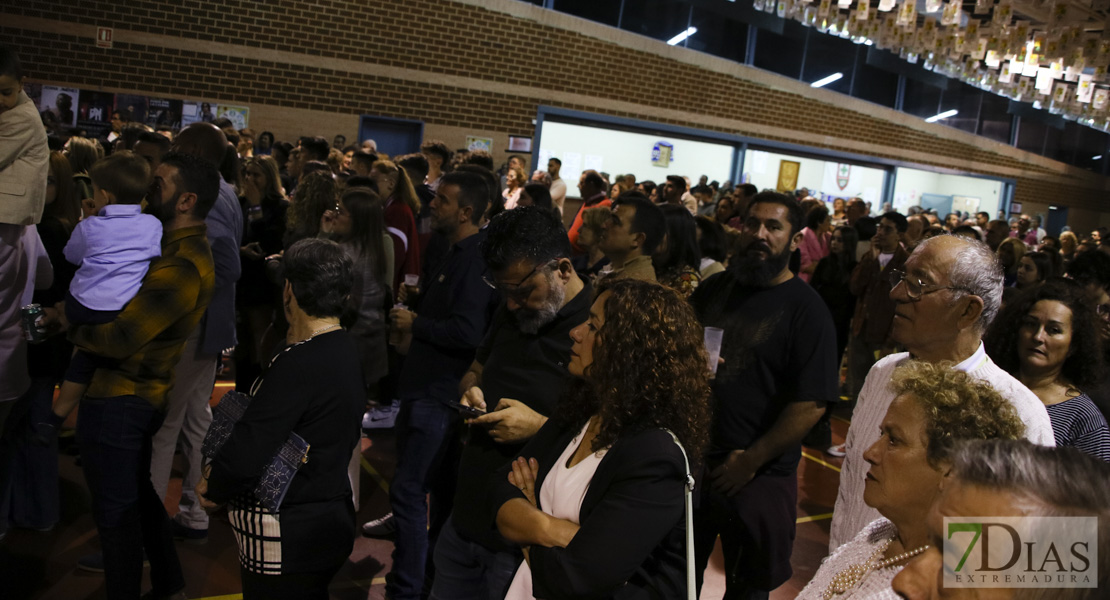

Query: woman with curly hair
left=799, top=361, right=1026, bottom=599
left=493, top=278, right=712, bottom=600
left=986, top=278, right=1110, bottom=461
left=284, top=170, right=336, bottom=247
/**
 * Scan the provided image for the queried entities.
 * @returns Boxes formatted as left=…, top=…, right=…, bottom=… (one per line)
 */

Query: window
left=802, top=31, right=857, bottom=95
left=902, top=78, right=944, bottom=120
left=939, top=82, right=982, bottom=135
left=551, top=0, right=622, bottom=27
left=618, top=0, right=691, bottom=44
left=752, top=19, right=807, bottom=80
left=977, top=92, right=1012, bottom=145
left=688, top=6, right=748, bottom=63
left=852, top=50, right=899, bottom=108
left=1015, top=118, right=1048, bottom=155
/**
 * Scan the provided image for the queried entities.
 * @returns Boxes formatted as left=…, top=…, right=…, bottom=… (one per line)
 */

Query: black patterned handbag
left=201, top=389, right=311, bottom=512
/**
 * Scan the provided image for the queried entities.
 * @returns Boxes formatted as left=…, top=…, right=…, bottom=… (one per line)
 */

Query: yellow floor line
left=213, top=382, right=235, bottom=388
left=802, top=450, right=842, bottom=473
left=796, top=512, right=834, bottom=524
left=361, top=455, right=391, bottom=494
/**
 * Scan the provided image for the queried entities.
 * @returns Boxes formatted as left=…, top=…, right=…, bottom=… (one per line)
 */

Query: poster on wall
left=76, top=90, right=115, bottom=139
left=538, top=148, right=556, bottom=166
left=216, top=104, right=249, bottom=129
left=651, top=141, right=674, bottom=167
left=508, top=135, right=532, bottom=152
left=466, top=135, right=493, bottom=152
left=777, top=160, right=800, bottom=192
left=114, top=94, right=149, bottom=124
left=39, top=85, right=79, bottom=129
left=23, top=83, right=42, bottom=110
left=181, top=101, right=218, bottom=126
left=584, top=154, right=604, bottom=172
left=836, top=164, right=851, bottom=190
left=562, top=151, right=582, bottom=176
left=146, top=97, right=183, bottom=130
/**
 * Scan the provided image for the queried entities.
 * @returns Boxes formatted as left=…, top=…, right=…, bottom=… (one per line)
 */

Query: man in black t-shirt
left=429, top=206, right=591, bottom=600
left=690, top=192, right=838, bottom=598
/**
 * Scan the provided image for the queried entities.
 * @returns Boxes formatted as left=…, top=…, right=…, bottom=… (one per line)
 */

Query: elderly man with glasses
left=829, top=234, right=1056, bottom=551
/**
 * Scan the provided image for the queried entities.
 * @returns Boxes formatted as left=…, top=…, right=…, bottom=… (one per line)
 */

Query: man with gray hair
left=830, top=235, right=1055, bottom=550
left=892, top=439, right=1110, bottom=599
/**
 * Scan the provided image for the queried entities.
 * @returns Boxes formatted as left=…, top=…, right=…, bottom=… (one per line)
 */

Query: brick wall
left=4, top=0, right=1108, bottom=223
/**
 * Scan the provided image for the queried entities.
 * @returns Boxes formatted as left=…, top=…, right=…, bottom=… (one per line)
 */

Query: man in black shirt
left=381, top=171, right=498, bottom=600
left=429, top=206, right=591, bottom=600
left=689, top=192, right=837, bottom=599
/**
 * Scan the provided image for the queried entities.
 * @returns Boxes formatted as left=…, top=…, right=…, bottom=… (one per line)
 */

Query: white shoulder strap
left=663, top=429, right=696, bottom=600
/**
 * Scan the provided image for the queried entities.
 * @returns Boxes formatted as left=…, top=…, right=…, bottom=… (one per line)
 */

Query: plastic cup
left=404, top=274, right=420, bottom=287
left=704, top=327, right=724, bottom=376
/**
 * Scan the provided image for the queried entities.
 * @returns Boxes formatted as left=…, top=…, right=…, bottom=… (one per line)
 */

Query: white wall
left=893, top=167, right=1002, bottom=217
left=537, top=121, right=735, bottom=195
left=743, top=150, right=886, bottom=205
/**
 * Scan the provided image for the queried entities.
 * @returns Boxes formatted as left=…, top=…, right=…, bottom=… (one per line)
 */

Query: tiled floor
left=2, top=381, right=849, bottom=600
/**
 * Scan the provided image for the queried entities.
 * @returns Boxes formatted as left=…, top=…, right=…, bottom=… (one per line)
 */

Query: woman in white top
left=800, top=361, right=1026, bottom=599
left=491, top=278, right=712, bottom=600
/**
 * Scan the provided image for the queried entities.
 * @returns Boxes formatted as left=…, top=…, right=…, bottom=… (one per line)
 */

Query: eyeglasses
left=887, top=268, right=967, bottom=300
left=482, top=260, right=556, bottom=300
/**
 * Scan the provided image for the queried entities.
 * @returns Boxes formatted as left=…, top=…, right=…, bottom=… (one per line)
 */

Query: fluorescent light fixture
left=1094, top=155, right=1104, bottom=160
left=811, top=73, right=844, bottom=88
left=667, top=27, right=697, bottom=46
left=925, top=109, right=958, bottom=123
left=1049, top=206, right=1058, bottom=210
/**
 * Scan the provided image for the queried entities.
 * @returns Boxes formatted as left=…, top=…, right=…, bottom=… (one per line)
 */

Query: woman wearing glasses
left=986, top=279, right=1110, bottom=461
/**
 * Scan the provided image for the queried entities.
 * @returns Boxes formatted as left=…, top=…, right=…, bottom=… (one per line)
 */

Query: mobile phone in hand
left=452, top=403, right=486, bottom=419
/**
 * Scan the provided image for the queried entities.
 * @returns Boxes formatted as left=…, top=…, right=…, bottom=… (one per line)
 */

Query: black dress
left=206, top=330, right=364, bottom=588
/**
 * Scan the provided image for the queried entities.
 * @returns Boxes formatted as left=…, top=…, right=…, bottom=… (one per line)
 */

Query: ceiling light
left=667, top=27, right=697, bottom=46
left=811, top=73, right=844, bottom=88
left=925, top=109, right=959, bottom=123
left=1094, top=155, right=1103, bottom=160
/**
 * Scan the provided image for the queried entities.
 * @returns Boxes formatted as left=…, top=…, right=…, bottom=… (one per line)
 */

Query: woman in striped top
left=986, top=278, right=1110, bottom=461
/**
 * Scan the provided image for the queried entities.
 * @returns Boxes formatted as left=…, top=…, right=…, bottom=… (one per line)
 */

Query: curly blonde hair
left=890, top=361, right=1026, bottom=468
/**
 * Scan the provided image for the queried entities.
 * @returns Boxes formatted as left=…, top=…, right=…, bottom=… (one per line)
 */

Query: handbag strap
left=663, top=429, right=696, bottom=600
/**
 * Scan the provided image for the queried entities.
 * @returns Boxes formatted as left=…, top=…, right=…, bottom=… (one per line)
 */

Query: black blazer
left=492, top=420, right=688, bottom=600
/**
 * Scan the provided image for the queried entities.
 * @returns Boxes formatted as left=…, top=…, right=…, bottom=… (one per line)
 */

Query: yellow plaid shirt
left=69, top=224, right=216, bottom=411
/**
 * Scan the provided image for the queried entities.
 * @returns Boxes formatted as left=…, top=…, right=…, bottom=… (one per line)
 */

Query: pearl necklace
left=822, top=538, right=930, bottom=600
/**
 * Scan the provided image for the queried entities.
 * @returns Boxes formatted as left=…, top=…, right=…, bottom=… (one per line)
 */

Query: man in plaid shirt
left=46, top=151, right=219, bottom=600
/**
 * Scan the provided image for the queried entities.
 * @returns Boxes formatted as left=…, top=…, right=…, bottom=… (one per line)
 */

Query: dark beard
left=727, top=242, right=791, bottom=287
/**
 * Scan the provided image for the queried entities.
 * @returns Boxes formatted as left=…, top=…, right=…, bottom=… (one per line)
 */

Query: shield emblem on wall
left=837, top=164, right=851, bottom=190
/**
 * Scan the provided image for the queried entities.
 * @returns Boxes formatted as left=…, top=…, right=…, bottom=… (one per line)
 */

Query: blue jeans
left=387, top=398, right=458, bottom=600
left=430, top=516, right=521, bottom=600
left=78, top=396, right=184, bottom=599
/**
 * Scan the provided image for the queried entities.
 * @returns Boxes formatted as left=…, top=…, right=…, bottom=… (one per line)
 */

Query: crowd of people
left=3, top=43, right=1110, bottom=600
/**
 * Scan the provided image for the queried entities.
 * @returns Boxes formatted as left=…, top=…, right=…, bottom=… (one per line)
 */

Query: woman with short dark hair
left=198, top=238, right=365, bottom=599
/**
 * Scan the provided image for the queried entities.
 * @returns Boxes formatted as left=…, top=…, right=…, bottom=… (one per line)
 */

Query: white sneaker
left=362, top=402, right=400, bottom=429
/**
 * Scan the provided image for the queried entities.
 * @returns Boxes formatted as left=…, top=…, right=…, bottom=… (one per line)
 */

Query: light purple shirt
left=64, top=204, right=162, bottom=311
